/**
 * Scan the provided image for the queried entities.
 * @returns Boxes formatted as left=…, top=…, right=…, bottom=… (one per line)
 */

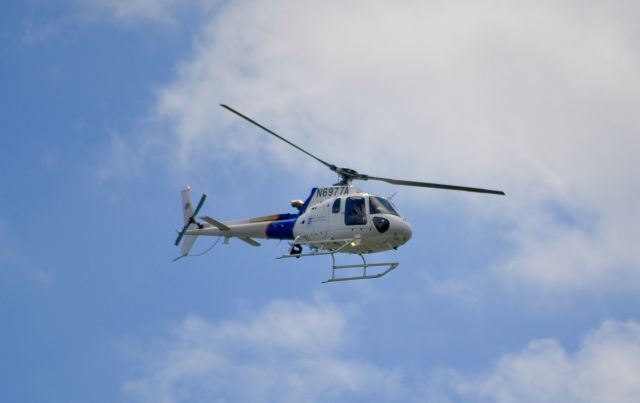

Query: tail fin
left=177, top=235, right=197, bottom=260
left=174, top=186, right=206, bottom=261
left=182, top=186, right=195, bottom=224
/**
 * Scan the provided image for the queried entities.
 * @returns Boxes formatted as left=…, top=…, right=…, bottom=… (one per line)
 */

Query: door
left=343, top=196, right=371, bottom=235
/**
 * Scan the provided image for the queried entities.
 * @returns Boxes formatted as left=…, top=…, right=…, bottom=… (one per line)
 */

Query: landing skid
left=278, top=240, right=399, bottom=283
left=324, top=254, right=399, bottom=283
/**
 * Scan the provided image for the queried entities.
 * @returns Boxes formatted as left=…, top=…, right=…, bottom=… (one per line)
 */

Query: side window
left=332, top=198, right=341, bottom=214
left=344, top=197, right=367, bottom=226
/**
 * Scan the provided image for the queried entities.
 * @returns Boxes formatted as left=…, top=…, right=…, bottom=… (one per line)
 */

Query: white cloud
left=123, top=297, right=401, bottom=403
left=497, top=207, right=640, bottom=292
left=22, top=0, right=211, bottom=45
left=446, top=320, right=640, bottom=403
left=113, top=0, right=640, bottom=293
left=123, top=296, right=640, bottom=403
left=78, top=0, right=211, bottom=25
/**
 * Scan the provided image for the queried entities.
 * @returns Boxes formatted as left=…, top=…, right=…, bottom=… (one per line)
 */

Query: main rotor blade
left=220, top=104, right=505, bottom=195
left=365, top=175, right=505, bottom=195
left=220, top=104, right=336, bottom=171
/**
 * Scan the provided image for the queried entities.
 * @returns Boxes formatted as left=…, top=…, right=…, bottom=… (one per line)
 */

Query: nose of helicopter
left=387, top=215, right=412, bottom=244
left=396, top=218, right=412, bottom=241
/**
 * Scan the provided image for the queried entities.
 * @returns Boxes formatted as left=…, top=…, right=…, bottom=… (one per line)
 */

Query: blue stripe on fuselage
left=266, top=216, right=297, bottom=239
left=265, top=188, right=317, bottom=239
left=298, top=187, right=317, bottom=214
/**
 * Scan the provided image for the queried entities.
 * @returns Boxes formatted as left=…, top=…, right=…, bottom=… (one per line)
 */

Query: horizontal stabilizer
left=239, top=237, right=261, bottom=247
left=201, top=216, right=231, bottom=231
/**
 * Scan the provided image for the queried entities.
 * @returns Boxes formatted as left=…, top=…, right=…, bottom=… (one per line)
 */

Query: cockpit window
left=332, top=198, right=341, bottom=214
left=344, top=197, right=367, bottom=225
left=369, top=196, right=399, bottom=216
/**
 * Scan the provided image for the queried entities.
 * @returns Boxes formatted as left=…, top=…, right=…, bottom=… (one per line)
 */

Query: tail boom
left=174, top=186, right=298, bottom=260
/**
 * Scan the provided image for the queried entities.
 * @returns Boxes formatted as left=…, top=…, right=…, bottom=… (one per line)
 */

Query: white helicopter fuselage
left=292, top=186, right=412, bottom=254
left=182, top=186, right=412, bottom=256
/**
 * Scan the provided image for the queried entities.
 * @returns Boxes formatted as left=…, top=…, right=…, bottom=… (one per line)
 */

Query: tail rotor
left=174, top=187, right=207, bottom=260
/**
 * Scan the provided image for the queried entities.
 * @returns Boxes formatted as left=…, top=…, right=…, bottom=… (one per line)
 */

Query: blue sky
left=2, top=1, right=640, bottom=402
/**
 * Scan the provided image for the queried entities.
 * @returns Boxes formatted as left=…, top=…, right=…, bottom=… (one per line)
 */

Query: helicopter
left=174, top=104, right=505, bottom=283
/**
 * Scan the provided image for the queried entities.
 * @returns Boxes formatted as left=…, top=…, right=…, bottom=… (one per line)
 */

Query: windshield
left=369, top=196, right=399, bottom=216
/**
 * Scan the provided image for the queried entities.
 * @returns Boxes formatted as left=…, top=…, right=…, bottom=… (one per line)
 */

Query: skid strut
left=324, top=254, right=399, bottom=283
left=279, top=239, right=399, bottom=283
